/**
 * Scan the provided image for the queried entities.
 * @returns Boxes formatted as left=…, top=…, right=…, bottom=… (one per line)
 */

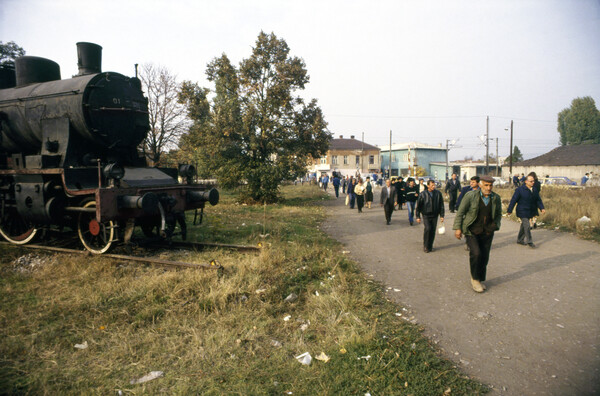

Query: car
left=541, top=176, right=578, bottom=186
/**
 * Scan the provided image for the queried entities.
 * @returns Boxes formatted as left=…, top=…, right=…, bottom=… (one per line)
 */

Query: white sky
left=2, top=0, right=599, bottom=160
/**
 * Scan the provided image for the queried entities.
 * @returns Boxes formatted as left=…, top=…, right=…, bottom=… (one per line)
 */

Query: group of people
left=338, top=171, right=547, bottom=294
left=340, top=176, right=375, bottom=213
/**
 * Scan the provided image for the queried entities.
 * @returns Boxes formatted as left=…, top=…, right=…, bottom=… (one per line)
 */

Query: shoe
left=528, top=243, right=536, bottom=248
left=424, top=247, right=430, bottom=253
left=409, top=221, right=413, bottom=226
left=481, top=282, right=487, bottom=290
left=517, top=241, right=527, bottom=246
left=386, top=220, right=390, bottom=225
left=471, top=279, right=484, bottom=293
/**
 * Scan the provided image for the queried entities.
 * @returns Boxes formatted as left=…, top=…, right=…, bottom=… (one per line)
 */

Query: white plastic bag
left=438, top=225, right=446, bottom=235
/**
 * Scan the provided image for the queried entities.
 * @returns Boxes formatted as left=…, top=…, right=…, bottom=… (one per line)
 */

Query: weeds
left=0, top=184, right=486, bottom=395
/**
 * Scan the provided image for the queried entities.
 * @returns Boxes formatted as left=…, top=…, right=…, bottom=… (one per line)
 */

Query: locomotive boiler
left=0, top=42, right=218, bottom=253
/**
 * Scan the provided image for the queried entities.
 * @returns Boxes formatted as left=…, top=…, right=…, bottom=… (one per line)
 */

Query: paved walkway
left=322, top=187, right=599, bottom=395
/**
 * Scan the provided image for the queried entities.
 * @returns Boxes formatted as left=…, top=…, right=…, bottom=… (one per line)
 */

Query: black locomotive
left=0, top=42, right=218, bottom=253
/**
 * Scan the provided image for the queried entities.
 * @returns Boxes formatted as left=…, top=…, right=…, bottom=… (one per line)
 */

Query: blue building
left=379, top=142, right=447, bottom=179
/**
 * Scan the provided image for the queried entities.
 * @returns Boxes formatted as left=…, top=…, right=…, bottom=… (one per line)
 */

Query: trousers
left=466, top=233, right=495, bottom=281
left=406, top=201, right=416, bottom=224
left=384, top=200, right=394, bottom=222
left=448, top=190, right=458, bottom=211
left=356, top=195, right=364, bottom=212
left=518, top=217, right=532, bottom=244
left=334, top=186, right=339, bottom=197
left=422, top=215, right=438, bottom=250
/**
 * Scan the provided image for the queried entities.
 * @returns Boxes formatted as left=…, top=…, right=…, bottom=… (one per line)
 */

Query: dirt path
left=322, top=187, right=599, bottom=396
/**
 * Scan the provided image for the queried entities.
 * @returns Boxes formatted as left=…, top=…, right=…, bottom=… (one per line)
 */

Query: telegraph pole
left=361, top=132, right=364, bottom=174
left=485, top=116, right=489, bottom=174
left=509, top=120, right=514, bottom=175
left=496, top=137, right=499, bottom=176
left=388, top=130, right=392, bottom=179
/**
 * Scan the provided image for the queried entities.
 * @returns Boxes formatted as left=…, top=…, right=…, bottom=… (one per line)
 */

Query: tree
left=139, top=63, right=189, bottom=165
left=557, top=96, right=600, bottom=145
left=178, top=32, right=331, bottom=202
left=505, top=145, right=523, bottom=163
left=0, top=41, right=25, bottom=69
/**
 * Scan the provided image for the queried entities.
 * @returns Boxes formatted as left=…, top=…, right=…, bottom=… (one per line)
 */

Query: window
left=320, top=156, right=327, bottom=164
left=391, top=155, right=397, bottom=162
left=343, top=155, right=348, bottom=165
left=332, top=155, right=338, bottom=165
left=403, top=154, right=409, bottom=161
left=369, top=155, right=374, bottom=165
left=355, top=155, right=360, bottom=165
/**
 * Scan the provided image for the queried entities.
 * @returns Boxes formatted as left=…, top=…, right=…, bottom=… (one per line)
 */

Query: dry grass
left=495, top=186, right=600, bottom=241
left=0, top=185, right=486, bottom=395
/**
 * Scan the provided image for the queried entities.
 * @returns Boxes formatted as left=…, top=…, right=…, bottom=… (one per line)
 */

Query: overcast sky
left=2, top=0, right=599, bottom=160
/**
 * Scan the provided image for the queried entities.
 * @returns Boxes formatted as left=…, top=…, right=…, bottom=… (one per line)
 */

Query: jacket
left=332, top=177, right=340, bottom=187
left=507, top=184, right=544, bottom=218
left=404, top=185, right=419, bottom=202
left=347, top=182, right=355, bottom=194
left=416, top=189, right=445, bottom=218
left=380, top=185, right=397, bottom=205
left=445, top=178, right=461, bottom=193
left=453, top=190, right=502, bottom=236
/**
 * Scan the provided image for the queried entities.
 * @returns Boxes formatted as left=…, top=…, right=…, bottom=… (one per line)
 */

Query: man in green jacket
left=453, top=175, right=502, bottom=293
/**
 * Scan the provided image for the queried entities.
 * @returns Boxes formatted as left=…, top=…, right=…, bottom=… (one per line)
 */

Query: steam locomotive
left=0, top=42, right=218, bottom=253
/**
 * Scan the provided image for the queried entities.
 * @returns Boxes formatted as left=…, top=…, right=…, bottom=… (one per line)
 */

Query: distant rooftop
left=515, top=144, right=600, bottom=166
left=377, top=142, right=445, bottom=151
left=330, top=135, right=380, bottom=151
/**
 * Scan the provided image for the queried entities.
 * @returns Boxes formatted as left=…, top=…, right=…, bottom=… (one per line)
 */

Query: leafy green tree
left=0, top=41, right=25, bottom=69
left=557, top=96, right=600, bottom=145
left=178, top=32, right=331, bottom=202
left=505, top=145, right=523, bottom=163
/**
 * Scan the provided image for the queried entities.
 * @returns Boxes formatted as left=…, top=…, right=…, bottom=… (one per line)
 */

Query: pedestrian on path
left=380, top=179, right=397, bottom=225
left=347, top=177, right=356, bottom=209
left=355, top=178, right=366, bottom=213
left=453, top=175, right=502, bottom=293
left=507, top=175, right=546, bottom=248
left=456, top=175, right=480, bottom=211
left=445, top=173, right=461, bottom=212
left=322, top=173, right=329, bottom=191
left=365, top=177, right=374, bottom=209
left=404, top=177, right=419, bottom=225
left=332, top=174, right=341, bottom=198
left=416, top=179, right=445, bottom=253
left=397, top=176, right=406, bottom=210
left=418, top=178, right=426, bottom=193
left=342, top=176, right=347, bottom=194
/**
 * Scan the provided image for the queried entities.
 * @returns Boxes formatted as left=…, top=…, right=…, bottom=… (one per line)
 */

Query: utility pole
left=485, top=115, right=489, bottom=174
left=361, top=132, right=364, bottom=175
left=388, top=130, right=392, bottom=179
left=509, top=120, right=514, bottom=176
left=496, top=137, right=499, bottom=176
left=446, top=139, right=449, bottom=181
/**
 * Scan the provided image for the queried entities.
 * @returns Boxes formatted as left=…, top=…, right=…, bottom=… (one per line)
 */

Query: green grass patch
left=0, top=184, right=486, bottom=395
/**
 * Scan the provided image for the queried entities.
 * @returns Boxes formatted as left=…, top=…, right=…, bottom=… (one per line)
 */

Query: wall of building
left=308, top=149, right=380, bottom=177
left=503, top=165, right=600, bottom=184
left=380, top=148, right=447, bottom=177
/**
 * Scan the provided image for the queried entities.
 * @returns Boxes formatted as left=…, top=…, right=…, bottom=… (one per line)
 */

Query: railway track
left=0, top=239, right=262, bottom=272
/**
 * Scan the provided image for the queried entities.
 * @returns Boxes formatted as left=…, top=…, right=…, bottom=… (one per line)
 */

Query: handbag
left=438, top=224, right=446, bottom=235
left=345, top=195, right=349, bottom=206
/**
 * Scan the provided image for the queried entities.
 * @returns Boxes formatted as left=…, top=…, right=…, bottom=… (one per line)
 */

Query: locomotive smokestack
left=76, top=42, right=102, bottom=75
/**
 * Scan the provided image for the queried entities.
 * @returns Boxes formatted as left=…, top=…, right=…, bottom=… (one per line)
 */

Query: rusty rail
left=0, top=242, right=223, bottom=272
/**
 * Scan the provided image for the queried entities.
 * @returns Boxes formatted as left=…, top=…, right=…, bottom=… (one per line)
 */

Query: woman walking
left=365, top=177, right=374, bottom=209
left=355, top=178, right=366, bottom=213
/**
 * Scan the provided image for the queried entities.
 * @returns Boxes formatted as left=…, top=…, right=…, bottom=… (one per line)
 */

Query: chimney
left=77, top=42, right=102, bottom=75
left=350, top=135, right=355, bottom=139
left=339, top=135, right=343, bottom=139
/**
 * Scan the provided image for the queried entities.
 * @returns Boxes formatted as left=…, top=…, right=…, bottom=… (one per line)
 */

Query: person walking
left=365, top=177, right=374, bottom=209
left=332, top=174, right=341, bottom=198
left=347, top=177, right=356, bottom=209
left=342, top=176, right=348, bottom=194
left=404, top=177, right=419, bottom=225
left=445, top=173, right=461, bottom=213
left=507, top=175, right=546, bottom=248
left=418, top=178, right=426, bottom=193
left=355, top=178, right=366, bottom=213
left=456, top=175, right=480, bottom=211
left=452, top=175, right=502, bottom=293
left=380, top=179, right=397, bottom=225
left=416, top=179, right=445, bottom=253
left=322, top=173, right=329, bottom=191
left=397, top=176, right=406, bottom=210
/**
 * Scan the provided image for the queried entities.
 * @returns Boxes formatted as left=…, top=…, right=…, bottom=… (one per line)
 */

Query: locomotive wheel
left=0, top=207, right=38, bottom=245
left=77, top=201, right=115, bottom=254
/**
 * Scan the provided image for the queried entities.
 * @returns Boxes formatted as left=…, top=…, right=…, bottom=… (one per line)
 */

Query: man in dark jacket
left=332, top=175, right=341, bottom=198
left=507, top=175, right=546, bottom=248
left=456, top=175, right=480, bottom=211
left=396, top=176, right=406, bottom=210
left=445, top=173, right=461, bottom=212
left=347, top=177, right=356, bottom=209
left=380, top=179, right=397, bottom=225
left=453, top=175, right=502, bottom=293
left=404, top=177, right=419, bottom=225
left=416, top=180, right=445, bottom=252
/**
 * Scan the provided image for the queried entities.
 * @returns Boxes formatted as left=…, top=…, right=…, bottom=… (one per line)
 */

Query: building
left=430, top=160, right=504, bottom=182
left=307, top=135, right=381, bottom=178
left=503, top=144, right=600, bottom=183
left=379, top=142, right=447, bottom=178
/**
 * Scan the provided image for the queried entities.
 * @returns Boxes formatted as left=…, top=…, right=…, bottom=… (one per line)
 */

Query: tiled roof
left=330, top=138, right=380, bottom=151
left=378, top=142, right=445, bottom=151
left=515, top=144, right=600, bottom=166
